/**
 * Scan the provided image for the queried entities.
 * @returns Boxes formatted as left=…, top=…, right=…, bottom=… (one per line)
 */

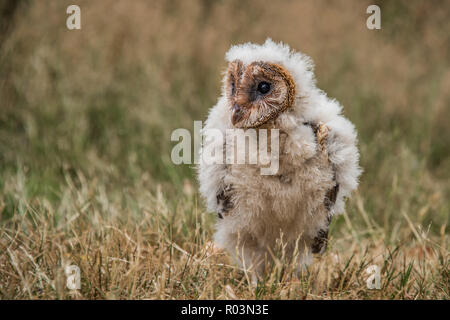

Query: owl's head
left=223, top=39, right=316, bottom=128
left=226, top=59, right=296, bottom=128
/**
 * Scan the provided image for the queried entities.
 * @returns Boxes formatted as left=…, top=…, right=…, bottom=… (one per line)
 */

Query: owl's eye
left=257, top=82, right=271, bottom=94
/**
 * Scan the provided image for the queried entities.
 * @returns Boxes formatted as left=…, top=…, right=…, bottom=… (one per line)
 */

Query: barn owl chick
left=198, top=39, right=361, bottom=277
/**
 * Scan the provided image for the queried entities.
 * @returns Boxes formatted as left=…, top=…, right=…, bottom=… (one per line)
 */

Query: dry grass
left=0, top=0, right=449, bottom=299
left=0, top=171, right=448, bottom=299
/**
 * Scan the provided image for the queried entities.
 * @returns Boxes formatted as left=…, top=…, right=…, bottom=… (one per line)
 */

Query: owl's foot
left=216, top=184, right=233, bottom=218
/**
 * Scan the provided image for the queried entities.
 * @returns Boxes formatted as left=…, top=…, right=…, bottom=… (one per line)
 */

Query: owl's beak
left=231, top=104, right=244, bottom=126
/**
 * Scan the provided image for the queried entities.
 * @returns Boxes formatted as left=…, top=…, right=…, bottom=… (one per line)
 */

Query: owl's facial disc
left=226, top=59, right=296, bottom=128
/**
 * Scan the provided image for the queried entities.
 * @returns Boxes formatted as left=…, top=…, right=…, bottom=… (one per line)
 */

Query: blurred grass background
left=0, top=0, right=448, bottom=299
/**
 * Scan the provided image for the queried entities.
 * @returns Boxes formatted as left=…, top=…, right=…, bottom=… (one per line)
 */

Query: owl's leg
left=226, top=231, right=265, bottom=275
left=216, top=184, right=233, bottom=218
left=234, top=244, right=266, bottom=285
left=215, top=225, right=266, bottom=282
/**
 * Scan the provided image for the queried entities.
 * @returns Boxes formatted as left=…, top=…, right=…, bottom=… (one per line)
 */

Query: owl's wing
left=305, top=117, right=360, bottom=254
left=197, top=98, right=232, bottom=216
left=324, top=116, right=361, bottom=216
left=301, top=122, right=337, bottom=254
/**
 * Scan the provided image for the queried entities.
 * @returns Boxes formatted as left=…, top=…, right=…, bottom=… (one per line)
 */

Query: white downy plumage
left=198, top=39, right=361, bottom=276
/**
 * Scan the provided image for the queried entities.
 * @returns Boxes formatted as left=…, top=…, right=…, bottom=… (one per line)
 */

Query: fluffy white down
left=197, top=39, right=361, bottom=272
left=200, top=39, right=360, bottom=215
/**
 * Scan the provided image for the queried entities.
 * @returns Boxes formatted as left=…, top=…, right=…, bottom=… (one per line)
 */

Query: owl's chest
left=224, top=129, right=334, bottom=211
left=226, top=150, right=331, bottom=196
